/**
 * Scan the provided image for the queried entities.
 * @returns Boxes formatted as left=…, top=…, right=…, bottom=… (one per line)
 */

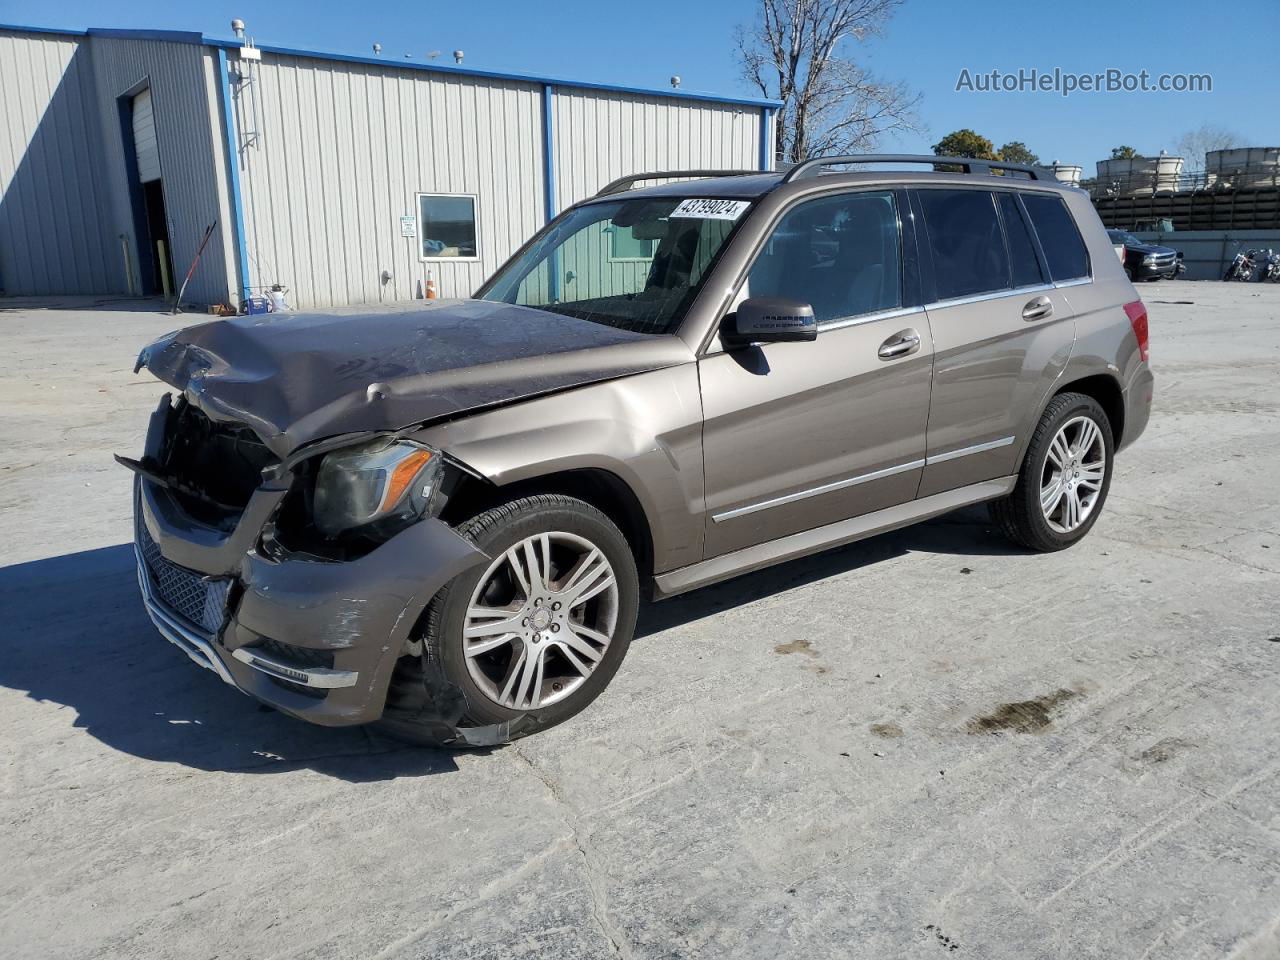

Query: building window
left=608, top=224, right=657, bottom=261
left=417, top=193, right=478, bottom=260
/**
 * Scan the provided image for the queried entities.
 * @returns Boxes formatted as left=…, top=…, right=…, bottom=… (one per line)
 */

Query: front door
left=911, top=188, right=1079, bottom=497
left=699, top=189, right=933, bottom=557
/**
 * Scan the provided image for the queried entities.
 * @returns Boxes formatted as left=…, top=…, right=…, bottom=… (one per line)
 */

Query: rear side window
left=1022, top=194, right=1090, bottom=281
left=998, top=193, right=1044, bottom=287
left=918, top=190, right=1009, bottom=300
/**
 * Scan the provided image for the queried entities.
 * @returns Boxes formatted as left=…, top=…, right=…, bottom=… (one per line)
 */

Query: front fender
left=413, top=364, right=705, bottom=573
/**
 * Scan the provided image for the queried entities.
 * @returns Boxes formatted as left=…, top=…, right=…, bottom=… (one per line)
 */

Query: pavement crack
left=367, top=834, right=574, bottom=959
left=510, top=746, right=633, bottom=959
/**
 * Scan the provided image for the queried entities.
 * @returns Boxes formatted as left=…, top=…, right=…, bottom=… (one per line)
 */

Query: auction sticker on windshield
left=670, top=199, right=751, bottom=220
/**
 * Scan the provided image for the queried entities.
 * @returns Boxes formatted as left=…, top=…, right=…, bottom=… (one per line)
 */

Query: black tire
left=990, top=392, right=1115, bottom=552
left=386, top=494, right=638, bottom=742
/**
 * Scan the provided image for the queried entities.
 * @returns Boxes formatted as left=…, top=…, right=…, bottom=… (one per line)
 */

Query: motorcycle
left=1223, top=249, right=1257, bottom=282
left=1258, top=249, right=1280, bottom=283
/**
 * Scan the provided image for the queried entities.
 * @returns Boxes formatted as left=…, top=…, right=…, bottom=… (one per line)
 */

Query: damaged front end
left=126, top=392, right=500, bottom=740
left=122, top=305, right=688, bottom=742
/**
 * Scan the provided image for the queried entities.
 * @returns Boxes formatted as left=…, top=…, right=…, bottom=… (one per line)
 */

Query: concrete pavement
left=1, top=284, right=1278, bottom=959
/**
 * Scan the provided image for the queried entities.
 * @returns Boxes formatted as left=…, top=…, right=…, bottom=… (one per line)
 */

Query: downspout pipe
left=542, top=83, right=560, bottom=303
left=216, top=47, right=252, bottom=308
left=759, top=106, right=774, bottom=172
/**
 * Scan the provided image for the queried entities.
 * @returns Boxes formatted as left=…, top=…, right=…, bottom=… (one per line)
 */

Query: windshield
left=1108, top=230, right=1141, bottom=245
left=478, top=196, right=751, bottom=335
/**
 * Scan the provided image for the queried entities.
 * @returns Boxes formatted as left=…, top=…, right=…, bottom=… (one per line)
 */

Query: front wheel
left=990, top=393, right=1114, bottom=552
left=388, top=494, right=639, bottom=742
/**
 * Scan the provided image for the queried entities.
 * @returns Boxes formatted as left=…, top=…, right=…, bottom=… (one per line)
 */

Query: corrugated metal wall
left=1, top=26, right=768, bottom=308
left=233, top=53, right=546, bottom=309
left=0, top=29, right=116, bottom=295
left=87, top=36, right=234, bottom=306
left=232, top=55, right=765, bottom=308
left=550, top=89, right=763, bottom=209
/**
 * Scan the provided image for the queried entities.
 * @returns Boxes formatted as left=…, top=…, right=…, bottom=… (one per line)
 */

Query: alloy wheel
left=462, top=531, right=619, bottom=710
left=1040, top=416, right=1107, bottom=534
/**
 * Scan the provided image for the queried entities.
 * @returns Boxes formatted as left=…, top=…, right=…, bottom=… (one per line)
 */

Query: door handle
left=1022, top=295, right=1053, bottom=321
left=878, top=328, right=921, bottom=360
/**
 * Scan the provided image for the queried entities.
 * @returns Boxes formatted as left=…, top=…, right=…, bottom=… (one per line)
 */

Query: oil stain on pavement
left=966, top=687, right=1084, bottom=734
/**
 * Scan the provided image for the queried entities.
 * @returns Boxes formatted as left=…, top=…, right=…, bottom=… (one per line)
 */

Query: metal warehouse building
left=0, top=23, right=778, bottom=309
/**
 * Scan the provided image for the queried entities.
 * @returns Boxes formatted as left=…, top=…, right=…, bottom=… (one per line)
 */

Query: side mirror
left=721, top=297, right=817, bottom=348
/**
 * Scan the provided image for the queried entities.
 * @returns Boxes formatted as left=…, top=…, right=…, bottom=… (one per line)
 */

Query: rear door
left=913, top=187, right=1077, bottom=497
left=698, top=188, right=933, bottom=557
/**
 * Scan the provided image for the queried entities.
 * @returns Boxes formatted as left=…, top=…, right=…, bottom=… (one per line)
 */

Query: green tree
left=1110, top=145, right=1139, bottom=159
left=931, top=129, right=997, bottom=160
left=997, top=141, right=1040, bottom=165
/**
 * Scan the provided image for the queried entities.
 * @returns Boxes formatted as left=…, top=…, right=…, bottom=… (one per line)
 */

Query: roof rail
left=595, top=169, right=760, bottom=197
left=780, top=154, right=1050, bottom=183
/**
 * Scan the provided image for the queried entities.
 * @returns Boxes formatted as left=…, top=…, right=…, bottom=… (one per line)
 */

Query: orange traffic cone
left=425, top=273, right=438, bottom=299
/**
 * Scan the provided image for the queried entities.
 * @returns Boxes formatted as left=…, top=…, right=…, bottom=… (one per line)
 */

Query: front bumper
left=1131, top=260, right=1178, bottom=280
left=132, top=421, right=487, bottom=726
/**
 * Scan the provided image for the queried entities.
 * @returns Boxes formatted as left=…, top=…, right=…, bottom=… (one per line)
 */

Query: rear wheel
left=386, top=494, right=638, bottom=742
left=990, top=393, right=1114, bottom=552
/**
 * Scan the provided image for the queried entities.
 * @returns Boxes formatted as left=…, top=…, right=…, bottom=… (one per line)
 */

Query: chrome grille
left=137, top=522, right=230, bottom=634
left=1149, top=252, right=1175, bottom=266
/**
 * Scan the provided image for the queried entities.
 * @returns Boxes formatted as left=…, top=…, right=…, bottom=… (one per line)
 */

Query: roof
left=0, top=22, right=783, bottom=110
left=586, top=173, right=787, bottom=202
left=585, top=168, right=1079, bottom=204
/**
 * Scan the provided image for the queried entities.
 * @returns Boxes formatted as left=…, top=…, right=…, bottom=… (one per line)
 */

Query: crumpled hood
left=140, top=299, right=692, bottom=458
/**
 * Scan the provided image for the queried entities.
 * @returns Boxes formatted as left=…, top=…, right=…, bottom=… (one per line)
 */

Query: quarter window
left=417, top=193, right=477, bottom=259
left=745, top=191, right=902, bottom=324
left=1021, top=194, right=1090, bottom=281
left=998, top=193, right=1045, bottom=287
left=918, top=189, right=1009, bottom=300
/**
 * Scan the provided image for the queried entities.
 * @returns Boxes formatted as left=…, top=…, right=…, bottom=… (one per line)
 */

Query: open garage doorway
left=119, top=85, right=174, bottom=297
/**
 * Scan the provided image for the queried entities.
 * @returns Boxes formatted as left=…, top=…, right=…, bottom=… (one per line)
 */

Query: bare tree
left=1173, top=124, right=1242, bottom=169
left=736, top=0, right=920, bottom=165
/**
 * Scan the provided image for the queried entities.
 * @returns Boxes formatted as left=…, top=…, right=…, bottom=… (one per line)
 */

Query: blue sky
left=2, top=0, right=1271, bottom=173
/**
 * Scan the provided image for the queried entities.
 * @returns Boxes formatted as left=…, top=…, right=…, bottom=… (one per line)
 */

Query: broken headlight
left=312, top=438, right=443, bottom=537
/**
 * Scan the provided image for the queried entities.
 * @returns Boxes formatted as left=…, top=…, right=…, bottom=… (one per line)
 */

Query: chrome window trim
left=927, top=435, right=1016, bottom=465
left=818, top=304, right=922, bottom=333
left=1053, top=276, right=1091, bottom=288
left=923, top=282, right=1055, bottom=311
left=712, top=458, right=926, bottom=523
left=712, top=435, right=1017, bottom=523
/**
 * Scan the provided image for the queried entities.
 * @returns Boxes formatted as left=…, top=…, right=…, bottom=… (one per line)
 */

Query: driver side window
left=746, top=191, right=902, bottom=324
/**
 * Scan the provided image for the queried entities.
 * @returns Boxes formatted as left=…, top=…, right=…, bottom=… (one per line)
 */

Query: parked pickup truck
left=1107, top=230, right=1184, bottom=281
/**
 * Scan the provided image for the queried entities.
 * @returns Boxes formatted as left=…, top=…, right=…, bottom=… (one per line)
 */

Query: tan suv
left=122, top=155, right=1154, bottom=744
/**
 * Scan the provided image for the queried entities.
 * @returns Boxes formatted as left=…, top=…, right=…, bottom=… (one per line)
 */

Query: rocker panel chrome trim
left=711, top=436, right=1015, bottom=524
left=660, top=476, right=1018, bottom=598
left=926, top=435, right=1016, bottom=465
left=711, top=458, right=926, bottom=523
